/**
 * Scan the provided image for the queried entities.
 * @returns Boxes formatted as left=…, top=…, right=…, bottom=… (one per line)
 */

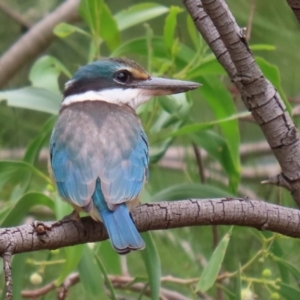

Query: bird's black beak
left=133, top=77, right=201, bottom=96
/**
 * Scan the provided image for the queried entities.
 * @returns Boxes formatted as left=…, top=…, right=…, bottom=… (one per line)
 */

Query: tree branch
left=0, top=198, right=299, bottom=257
left=183, top=0, right=300, bottom=206
left=22, top=273, right=193, bottom=300
left=2, top=252, right=13, bottom=300
left=22, top=280, right=56, bottom=298
left=109, top=275, right=192, bottom=300
left=0, top=0, right=80, bottom=88
left=286, top=0, right=300, bottom=25
left=57, top=273, right=80, bottom=300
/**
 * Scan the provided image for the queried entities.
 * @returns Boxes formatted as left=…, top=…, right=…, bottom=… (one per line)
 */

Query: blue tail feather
left=100, top=204, right=145, bottom=254
left=92, top=179, right=145, bottom=254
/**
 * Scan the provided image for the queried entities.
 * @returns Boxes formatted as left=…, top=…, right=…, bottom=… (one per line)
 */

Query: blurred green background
left=1, top=0, right=300, bottom=299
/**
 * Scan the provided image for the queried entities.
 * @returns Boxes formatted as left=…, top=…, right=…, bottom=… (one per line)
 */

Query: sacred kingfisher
left=49, top=58, right=200, bottom=254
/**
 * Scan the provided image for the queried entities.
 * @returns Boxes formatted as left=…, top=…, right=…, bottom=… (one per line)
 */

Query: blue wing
left=50, top=101, right=149, bottom=210
left=100, top=129, right=149, bottom=207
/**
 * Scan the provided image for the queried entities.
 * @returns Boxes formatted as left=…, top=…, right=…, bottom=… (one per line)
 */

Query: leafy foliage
left=0, top=0, right=299, bottom=299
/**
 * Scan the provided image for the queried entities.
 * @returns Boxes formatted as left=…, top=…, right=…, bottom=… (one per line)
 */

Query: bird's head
left=62, top=58, right=200, bottom=109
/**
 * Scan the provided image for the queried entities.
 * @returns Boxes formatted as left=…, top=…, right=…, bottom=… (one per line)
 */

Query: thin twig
left=22, top=281, right=55, bottom=298
left=120, top=255, right=129, bottom=277
left=57, top=273, right=80, bottom=300
left=0, top=1, right=32, bottom=29
left=192, top=142, right=220, bottom=296
left=0, top=140, right=273, bottom=161
left=22, top=273, right=192, bottom=300
left=21, top=273, right=79, bottom=299
left=245, top=0, right=256, bottom=41
left=192, top=143, right=206, bottom=184
left=109, top=275, right=192, bottom=300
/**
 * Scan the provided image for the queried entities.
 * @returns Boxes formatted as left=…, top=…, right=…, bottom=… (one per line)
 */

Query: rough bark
left=183, top=0, right=300, bottom=206
left=0, top=198, right=299, bottom=256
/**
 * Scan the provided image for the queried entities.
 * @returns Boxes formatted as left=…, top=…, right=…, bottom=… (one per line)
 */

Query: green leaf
left=80, top=0, right=120, bottom=51
left=54, top=192, right=73, bottom=220
left=256, top=56, right=292, bottom=116
left=250, top=44, right=276, bottom=51
left=272, top=254, right=300, bottom=282
left=53, top=23, right=90, bottom=38
left=163, top=6, right=183, bottom=51
left=187, top=15, right=200, bottom=51
left=153, top=183, right=232, bottom=201
left=23, top=116, right=56, bottom=165
left=115, top=3, right=169, bottom=31
left=169, top=111, right=249, bottom=138
left=1, top=192, right=55, bottom=227
left=0, top=87, right=61, bottom=114
left=235, top=264, right=242, bottom=300
left=271, top=240, right=290, bottom=284
left=78, top=245, right=106, bottom=299
left=97, top=3, right=120, bottom=51
left=149, top=135, right=176, bottom=164
left=186, top=55, right=226, bottom=78
left=56, top=244, right=84, bottom=286
left=111, top=36, right=195, bottom=65
left=29, top=55, right=71, bottom=93
left=159, top=93, right=192, bottom=121
left=0, top=161, right=51, bottom=189
left=199, top=76, right=241, bottom=191
left=97, top=241, right=121, bottom=275
left=150, top=118, right=184, bottom=164
left=279, top=282, right=300, bottom=299
left=141, top=232, right=161, bottom=300
left=0, top=203, right=14, bottom=225
left=95, top=254, right=117, bottom=300
left=196, top=227, right=233, bottom=292
left=150, top=109, right=179, bottom=132
left=1, top=115, right=54, bottom=194
left=11, top=253, right=27, bottom=300
left=191, top=131, right=240, bottom=191
left=148, top=93, right=192, bottom=163
left=79, top=0, right=102, bottom=37
left=222, top=287, right=236, bottom=300
left=144, top=23, right=154, bottom=72
left=171, top=41, right=196, bottom=65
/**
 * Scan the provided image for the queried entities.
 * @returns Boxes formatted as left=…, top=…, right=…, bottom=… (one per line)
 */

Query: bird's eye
left=114, top=70, right=130, bottom=83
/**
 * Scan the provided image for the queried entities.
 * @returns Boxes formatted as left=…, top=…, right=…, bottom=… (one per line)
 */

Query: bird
left=49, top=58, right=200, bottom=254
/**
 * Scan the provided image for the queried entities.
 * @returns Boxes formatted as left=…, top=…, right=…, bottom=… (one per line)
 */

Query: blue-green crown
left=64, top=58, right=149, bottom=97
left=73, top=58, right=146, bottom=81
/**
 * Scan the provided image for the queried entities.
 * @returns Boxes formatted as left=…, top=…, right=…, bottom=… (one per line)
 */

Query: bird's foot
left=53, top=210, right=86, bottom=234
left=52, top=210, right=82, bottom=226
left=62, top=210, right=82, bottom=223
